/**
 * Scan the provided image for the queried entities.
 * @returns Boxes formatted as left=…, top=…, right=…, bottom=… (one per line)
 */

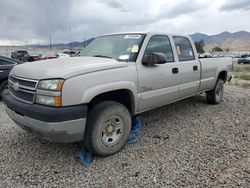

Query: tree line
left=194, top=40, right=223, bottom=53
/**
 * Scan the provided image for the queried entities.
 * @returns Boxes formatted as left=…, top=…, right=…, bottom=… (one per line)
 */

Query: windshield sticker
left=118, top=54, right=130, bottom=60
left=131, top=45, right=139, bottom=53
left=124, top=35, right=141, bottom=39
left=176, top=46, right=181, bottom=55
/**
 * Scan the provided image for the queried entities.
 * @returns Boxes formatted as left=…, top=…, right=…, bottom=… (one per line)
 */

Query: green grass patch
left=239, top=74, right=250, bottom=80
left=234, top=65, right=250, bottom=72
left=233, top=65, right=250, bottom=81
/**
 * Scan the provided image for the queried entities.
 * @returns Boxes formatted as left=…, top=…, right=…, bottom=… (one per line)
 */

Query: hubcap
left=216, top=83, right=223, bottom=101
left=216, top=87, right=221, bottom=97
left=101, top=116, right=123, bottom=146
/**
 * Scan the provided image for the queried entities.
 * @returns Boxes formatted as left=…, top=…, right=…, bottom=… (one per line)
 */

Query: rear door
left=172, top=36, right=201, bottom=98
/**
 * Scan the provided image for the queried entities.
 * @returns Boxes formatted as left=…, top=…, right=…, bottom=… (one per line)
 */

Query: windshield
left=80, top=34, right=145, bottom=61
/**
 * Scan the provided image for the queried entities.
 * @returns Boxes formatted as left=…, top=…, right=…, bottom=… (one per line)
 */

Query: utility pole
left=5, top=47, right=8, bottom=57
left=49, top=34, right=52, bottom=50
left=69, top=21, right=72, bottom=51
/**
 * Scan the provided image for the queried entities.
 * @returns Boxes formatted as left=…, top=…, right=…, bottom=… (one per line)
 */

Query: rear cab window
left=173, top=36, right=195, bottom=62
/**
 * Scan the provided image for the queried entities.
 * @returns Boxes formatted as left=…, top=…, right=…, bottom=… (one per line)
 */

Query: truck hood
left=11, top=56, right=128, bottom=80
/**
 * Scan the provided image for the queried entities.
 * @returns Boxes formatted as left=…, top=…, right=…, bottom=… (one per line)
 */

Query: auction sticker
left=124, top=34, right=141, bottom=39
left=131, top=45, right=139, bottom=53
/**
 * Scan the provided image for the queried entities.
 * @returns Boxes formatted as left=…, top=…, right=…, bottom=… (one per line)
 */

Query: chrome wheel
left=215, top=81, right=223, bottom=102
left=206, top=79, right=224, bottom=104
left=101, top=116, right=124, bottom=146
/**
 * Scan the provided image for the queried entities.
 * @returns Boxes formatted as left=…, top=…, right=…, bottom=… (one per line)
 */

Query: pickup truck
left=238, top=54, right=250, bottom=64
left=11, top=50, right=30, bottom=62
left=2, top=32, right=233, bottom=156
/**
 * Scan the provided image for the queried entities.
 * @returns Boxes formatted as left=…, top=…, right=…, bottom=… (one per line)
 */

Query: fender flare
left=81, top=81, right=138, bottom=112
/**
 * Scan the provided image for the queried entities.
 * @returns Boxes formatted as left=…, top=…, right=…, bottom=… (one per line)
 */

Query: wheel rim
left=101, top=115, right=124, bottom=146
left=215, top=83, right=223, bottom=101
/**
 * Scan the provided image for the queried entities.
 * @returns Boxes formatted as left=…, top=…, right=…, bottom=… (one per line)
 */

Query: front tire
left=206, top=79, right=224, bottom=104
left=84, top=101, right=132, bottom=156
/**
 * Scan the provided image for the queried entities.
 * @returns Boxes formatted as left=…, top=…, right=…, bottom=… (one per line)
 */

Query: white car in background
left=56, top=53, right=70, bottom=58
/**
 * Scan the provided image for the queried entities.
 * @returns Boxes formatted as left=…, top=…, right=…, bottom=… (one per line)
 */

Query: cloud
left=0, top=0, right=250, bottom=45
left=160, top=0, right=202, bottom=18
left=0, top=0, right=71, bottom=44
left=220, top=0, right=250, bottom=11
left=98, top=0, right=127, bottom=12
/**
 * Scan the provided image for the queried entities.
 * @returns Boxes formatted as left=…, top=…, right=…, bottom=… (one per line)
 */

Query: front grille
left=9, top=75, right=38, bottom=104
left=9, top=76, right=37, bottom=89
left=10, top=87, right=35, bottom=103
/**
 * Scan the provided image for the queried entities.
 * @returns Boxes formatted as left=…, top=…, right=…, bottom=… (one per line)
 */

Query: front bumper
left=3, top=90, right=87, bottom=143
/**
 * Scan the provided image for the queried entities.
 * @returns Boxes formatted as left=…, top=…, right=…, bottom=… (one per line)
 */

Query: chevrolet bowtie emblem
left=13, top=82, right=20, bottom=91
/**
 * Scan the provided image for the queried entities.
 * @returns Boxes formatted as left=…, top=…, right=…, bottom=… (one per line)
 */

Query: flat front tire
left=84, top=101, right=132, bottom=156
left=206, top=79, right=224, bottom=104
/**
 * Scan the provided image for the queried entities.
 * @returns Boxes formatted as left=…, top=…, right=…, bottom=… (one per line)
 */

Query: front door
left=137, top=35, right=180, bottom=112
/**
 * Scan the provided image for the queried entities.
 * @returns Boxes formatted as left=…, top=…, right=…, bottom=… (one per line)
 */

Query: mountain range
left=190, top=31, right=250, bottom=52
left=27, top=31, right=250, bottom=52
left=29, top=38, right=95, bottom=49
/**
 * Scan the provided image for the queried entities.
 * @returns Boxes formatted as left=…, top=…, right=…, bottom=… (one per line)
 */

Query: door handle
left=193, top=66, right=198, bottom=71
left=172, top=68, right=179, bottom=74
left=0, top=70, right=3, bottom=73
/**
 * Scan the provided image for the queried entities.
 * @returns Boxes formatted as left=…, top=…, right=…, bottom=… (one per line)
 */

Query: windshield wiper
left=93, top=55, right=112, bottom=59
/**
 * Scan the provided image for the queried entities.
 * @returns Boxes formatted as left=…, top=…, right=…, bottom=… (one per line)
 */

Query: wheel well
left=88, top=89, right=135, bottom=115
left=218, top=71, right=227, bottom=83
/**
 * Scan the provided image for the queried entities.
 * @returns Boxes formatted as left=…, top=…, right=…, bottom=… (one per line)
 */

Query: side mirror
left=142, top=52, right=167, bottom=66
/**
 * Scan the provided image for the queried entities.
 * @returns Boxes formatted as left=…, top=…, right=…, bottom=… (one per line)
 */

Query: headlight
left=36, top=79, right=64, bottom=106
left=38, top=79, right=64, bottom=91
left=36, top=95, right=62, bottom=107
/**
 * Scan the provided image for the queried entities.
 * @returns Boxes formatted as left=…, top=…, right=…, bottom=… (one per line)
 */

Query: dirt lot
left=0, top=85, right=249, bottom=187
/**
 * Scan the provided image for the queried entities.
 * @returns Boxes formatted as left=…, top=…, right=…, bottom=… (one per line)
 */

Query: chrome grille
left=9, top=75, right=37, bottom=89
left=9, top=75, right=38, bottom=104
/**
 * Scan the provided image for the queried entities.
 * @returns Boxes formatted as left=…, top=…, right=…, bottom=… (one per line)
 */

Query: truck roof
left=101, top=31, right=187, bottom=37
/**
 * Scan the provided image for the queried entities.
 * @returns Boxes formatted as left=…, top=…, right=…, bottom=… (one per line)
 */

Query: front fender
left=81, top=81, right=138, bottom=111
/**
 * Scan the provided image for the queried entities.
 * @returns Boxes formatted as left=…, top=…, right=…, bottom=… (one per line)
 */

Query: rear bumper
left=3, top=90, right=87, bottom=143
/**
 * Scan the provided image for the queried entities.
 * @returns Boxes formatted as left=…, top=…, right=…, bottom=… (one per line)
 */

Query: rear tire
left=0, top=80, right=8, bottom=98
left=206, top=79, right=224, bottom=104
left=84, top=101, right=132, bottom=157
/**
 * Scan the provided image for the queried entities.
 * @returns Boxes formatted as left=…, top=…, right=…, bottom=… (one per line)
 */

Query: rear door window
left=173, top=36, right=195, bottom=61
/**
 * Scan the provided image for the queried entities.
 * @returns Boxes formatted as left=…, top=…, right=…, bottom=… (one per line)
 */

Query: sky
left=0, top=0, right=250, bottom=45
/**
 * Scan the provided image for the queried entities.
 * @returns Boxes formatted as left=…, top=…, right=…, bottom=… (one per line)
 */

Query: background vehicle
left=28, top=54, right=44, bottom=62
left=0, top=55, right=22, bottom=97
left=40, top=54, right=58, bottom=60
left=11, top=50, right=30, bottom=62
left=63, top=49, right=80, bottom=57
left=56, top=53, right=70, bottom=58
left=238, top=54, right=250, bottom=64
left=3, top=32, right=233, bottom=157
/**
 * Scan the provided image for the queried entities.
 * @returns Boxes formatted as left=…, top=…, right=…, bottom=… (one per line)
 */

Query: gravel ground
left=0, top=85, right=249, bottom=187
